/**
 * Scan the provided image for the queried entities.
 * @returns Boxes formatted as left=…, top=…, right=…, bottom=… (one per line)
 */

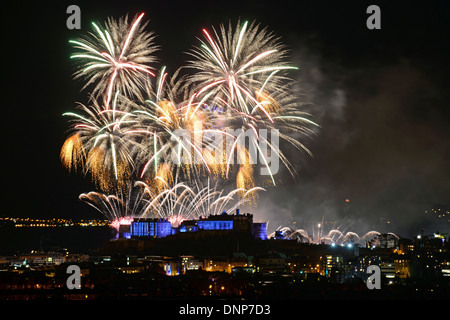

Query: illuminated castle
left=124, top=209, right=267, bottom=240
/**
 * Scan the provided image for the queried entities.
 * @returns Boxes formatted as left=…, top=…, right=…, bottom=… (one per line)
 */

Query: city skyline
left=1, top=211, right=449, bottom=301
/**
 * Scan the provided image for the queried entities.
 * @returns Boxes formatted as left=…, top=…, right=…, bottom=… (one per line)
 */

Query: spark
left=70, top=13, right=158, bottom=106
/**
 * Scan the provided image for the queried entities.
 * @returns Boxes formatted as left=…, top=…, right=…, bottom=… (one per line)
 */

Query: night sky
left=3, top=0, right=449, bottom=239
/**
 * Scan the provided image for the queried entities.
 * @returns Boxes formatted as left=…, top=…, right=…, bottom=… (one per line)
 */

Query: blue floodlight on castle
left=156, top=219, right=172, bottom=238
left=129, top=213, right=269, bottom=240
left=130, top=221, right=149, bottom=237
left=130, top=219, right=172, bottom=238
left=253, top=222, right=267, bottom=240
left=198, top=220, right=233, bottom=231
left=275, top=230, right=284, bottom=240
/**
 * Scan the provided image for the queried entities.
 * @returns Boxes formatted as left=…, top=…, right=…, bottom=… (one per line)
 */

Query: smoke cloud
left=248, top=38, right=450, bottom=239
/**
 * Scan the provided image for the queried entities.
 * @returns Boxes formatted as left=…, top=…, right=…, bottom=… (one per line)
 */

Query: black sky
left=2, top=0, right=449, bottom=238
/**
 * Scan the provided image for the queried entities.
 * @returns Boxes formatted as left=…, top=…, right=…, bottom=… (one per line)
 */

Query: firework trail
left=269, top=225, right=399, bottom=246
left=60, top=69, right=219, bottom=192
left=185, top=20, right=295, bottom=115
left=79, top=185, right=147, bottom=230
left=70, top=13, right=158, bottom=107
left=184, top=20, right=318, bottom=186
left=61, top=94, right=142, bottom=191
left=64, top=12, right=161, bottom=191
left=63, top=12, right=317, bottom=222
left=80, top=179, right=264, bottom=228
left=137, top=179, right=264, bottom=222
left=127, top=68, right=216, bottom=185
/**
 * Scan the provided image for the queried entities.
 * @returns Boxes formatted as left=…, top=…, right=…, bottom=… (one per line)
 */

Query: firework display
left=269, top=225, right=399, bottom=246
left=184, top=20, right=318, bottom=186
left=80, top=179, right=264, bottom=228
left=62, top=12, right=316, bottom=224
left=70, top=13, right=158, bottom=107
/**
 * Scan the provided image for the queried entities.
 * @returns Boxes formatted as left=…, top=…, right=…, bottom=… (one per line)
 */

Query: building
left=368, top=233, right=399, bottom=249
left=180, top=255, right=204, bottom=273
left=204, top=254, right=250, bottom=273
left=130, top=219, right=172, bottom=238
left=13, top=252, right=66, bottom=267
left=128, top=210, right=268, bottom=241
left=255, top=253, right=287, bottom=274
left=379, top=261, right=396, bottom=284
left=197, top=217, right=233, bottom=231
left=195, top=210, right=251, bottom=233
